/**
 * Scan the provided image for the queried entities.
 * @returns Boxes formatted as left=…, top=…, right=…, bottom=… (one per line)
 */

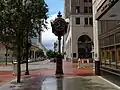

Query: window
left=89, top=7, right=92, bottom=13
left=73, top=53, right=76, bottom=58
left=84, top=0, right=87, bottom=2
left=115, top=32, right=120, bottom=43
left=84, top=17, right=93, bottom=26
left=84, top=18, right=88, bottom=25
left=84, top=7, right=88, bottom=13
left=118, top=51, right=120, bottom=63
left=76, top=17, right=80, bottom=24
left=89, top=17, right=93, bottom=25
left=109, top=35, right=114, bottom=45
left=112, top=51, right=115, bottom=62
left=76, top=6, right=80, bottom=13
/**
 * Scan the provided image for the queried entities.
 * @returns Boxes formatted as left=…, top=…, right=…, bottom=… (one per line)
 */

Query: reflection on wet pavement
left=40, top=76, right=119, bottom=90
left=42, top=77, right=57, bottom=90
left=10, top=76, right=119, bottom=90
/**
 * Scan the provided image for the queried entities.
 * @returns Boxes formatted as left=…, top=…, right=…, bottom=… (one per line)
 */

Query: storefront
left=95, top=0, right=120, bottom=86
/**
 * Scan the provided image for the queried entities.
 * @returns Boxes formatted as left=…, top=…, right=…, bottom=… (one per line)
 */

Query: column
left=34, top=50, right=36, bottom=59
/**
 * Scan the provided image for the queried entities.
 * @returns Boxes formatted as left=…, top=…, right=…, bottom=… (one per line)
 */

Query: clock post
left=51, top=12, right=68, bottom=75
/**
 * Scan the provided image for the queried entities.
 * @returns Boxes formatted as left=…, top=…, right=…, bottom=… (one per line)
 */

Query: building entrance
left=78, top=35, right=92, bottom=59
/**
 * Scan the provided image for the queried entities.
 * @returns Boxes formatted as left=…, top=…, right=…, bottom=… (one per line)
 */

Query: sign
left=96, top=0, right=118, bottom=20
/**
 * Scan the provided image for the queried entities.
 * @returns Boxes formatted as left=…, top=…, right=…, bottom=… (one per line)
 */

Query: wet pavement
left=0, top=61, right=120, bottom=90
left=41, top=76, right=120, bottom=90
left=1, top=76, right=119, bottom=90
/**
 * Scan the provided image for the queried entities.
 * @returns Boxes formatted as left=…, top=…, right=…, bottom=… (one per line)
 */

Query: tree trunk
left=5, top=46, right=8, bottom=65
left=17, top=46, right=21, bottom=83
left=25, top=40, right=29, bottom=75
left=25, top=27, right=29, bottom=75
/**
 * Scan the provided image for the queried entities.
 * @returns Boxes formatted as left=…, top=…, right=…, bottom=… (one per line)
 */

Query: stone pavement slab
left=0, top=76, right=120, bottom=90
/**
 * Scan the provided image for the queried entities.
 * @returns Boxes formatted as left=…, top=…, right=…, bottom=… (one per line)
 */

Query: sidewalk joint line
left=98, top=76, right=120, bottom=89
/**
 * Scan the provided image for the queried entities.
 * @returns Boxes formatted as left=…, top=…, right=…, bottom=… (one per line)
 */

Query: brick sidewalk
left=0, top=61, right=94, bottom=84
left=33, top=61, right=94, bottom=77
left=0, top=71, right=15, bottom=85
left=63, top=61, right=94, bottom=76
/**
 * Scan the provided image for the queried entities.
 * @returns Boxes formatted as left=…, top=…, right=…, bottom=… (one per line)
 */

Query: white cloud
left=42, top=14, right=58, bottom=50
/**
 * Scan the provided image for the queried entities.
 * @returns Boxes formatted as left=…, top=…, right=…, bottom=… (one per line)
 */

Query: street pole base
left=56, top=70, right=64, bottom=75
left=95, top=61, right=100, bottom=75
left=56, top=54, right=64, bottom=75
left=25, top=70, right=29, bottom=75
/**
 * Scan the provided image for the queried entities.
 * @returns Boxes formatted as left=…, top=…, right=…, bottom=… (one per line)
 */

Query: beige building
left=30, top=44, right=42, bottom=59
left=93, top=0, right=120, bottom=84
left=64, top=0, right=93, bottom=61
left=0, top=43, right=13, bottom=62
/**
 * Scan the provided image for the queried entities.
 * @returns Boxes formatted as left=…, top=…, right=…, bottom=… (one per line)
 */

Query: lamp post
left=51, top=12, right=68, bottom=74
left=54, top=42, right=57, bottom=52
left=25, top=40, right=31, bottom=75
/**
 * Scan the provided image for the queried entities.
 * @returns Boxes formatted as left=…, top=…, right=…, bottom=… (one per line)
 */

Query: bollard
left=87, top=59, right=89, bottom=64
left=12, top=61, right=17, bottom=75
left=82, top=59, right=84, bottom=64
left=77, top=58, right=81, bottom=69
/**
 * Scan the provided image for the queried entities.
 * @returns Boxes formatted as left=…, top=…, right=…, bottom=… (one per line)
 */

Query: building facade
left=64, top=0, right=93, bottom=61
left=31, top=32, right=47, bottom=56
left=0, top=43, right=13, bottom=62
left=93, top=0, right=120, bottom=85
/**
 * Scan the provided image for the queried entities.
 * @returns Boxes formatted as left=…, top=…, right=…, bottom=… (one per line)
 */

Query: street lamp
left=25, top=39, right=31, bottom=75
left=51, top=12, right=68, bottom=74
left=54, top=42, right=57, bottom=52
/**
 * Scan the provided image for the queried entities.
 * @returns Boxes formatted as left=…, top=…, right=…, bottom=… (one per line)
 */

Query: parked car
left=13, top=58, right=32, bottom=64
left=28, top=58, right=32, bottom=62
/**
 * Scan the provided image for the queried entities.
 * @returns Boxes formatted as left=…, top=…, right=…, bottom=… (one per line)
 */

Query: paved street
left=0, top=60, right=120, bottom=90
left=0, top=60, right=51, bottom=71
left=0, top=60, right=51, bottom=85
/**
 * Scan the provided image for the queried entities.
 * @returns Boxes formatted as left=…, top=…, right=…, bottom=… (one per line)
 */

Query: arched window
left=78, top=35, right=92, bottom=58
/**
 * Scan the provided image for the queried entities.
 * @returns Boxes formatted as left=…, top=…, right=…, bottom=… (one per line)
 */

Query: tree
left=0, top=0, right=48, bottom=83
left=46, top=50, right=58, bottom=58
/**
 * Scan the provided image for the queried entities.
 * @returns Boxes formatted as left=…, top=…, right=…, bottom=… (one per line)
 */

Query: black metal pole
left=56, top=36, right=63, bottom=75
left=58, top=36, right=61, bottom=54
left=5, top=45, right=8, bottom=65
left=95, top=60, right=100, bottom=75
left=25, top=42, right=29, bottom=75
left=25, top=29, right=29, bottom=75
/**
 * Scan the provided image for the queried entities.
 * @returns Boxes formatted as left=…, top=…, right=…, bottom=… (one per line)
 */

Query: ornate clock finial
left=57, top=11, right=62, bottom=18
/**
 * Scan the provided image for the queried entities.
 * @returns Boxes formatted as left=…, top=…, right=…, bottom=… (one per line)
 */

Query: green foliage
left=0, top=0, right=49, bottom=58
left=46, top=50, right=58, bottom=58
left=0, top=0, right=48, bottom=47
left=0, top=0, right=48, bottom=82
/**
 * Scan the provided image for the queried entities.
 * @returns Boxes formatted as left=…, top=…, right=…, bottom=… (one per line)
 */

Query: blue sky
left=45, top=0, right=64, bottom=16
left=42, top=0, right=64, bottom=50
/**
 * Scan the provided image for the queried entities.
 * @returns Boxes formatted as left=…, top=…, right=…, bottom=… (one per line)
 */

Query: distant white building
left=31, top=32, right=47, bottom=56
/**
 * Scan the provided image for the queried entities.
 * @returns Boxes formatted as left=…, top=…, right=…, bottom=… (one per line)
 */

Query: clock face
left=53, top=18, right=66, bottom=31
left=52, top=17, right=67, bottom=36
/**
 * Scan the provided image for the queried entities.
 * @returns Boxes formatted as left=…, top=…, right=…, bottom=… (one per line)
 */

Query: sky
left=42, top=0, right=64, bottom=50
